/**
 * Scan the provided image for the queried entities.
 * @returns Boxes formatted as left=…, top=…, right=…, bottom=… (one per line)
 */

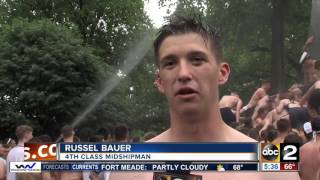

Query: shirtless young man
left=219, top=92, right=243, bottom=124
left=241, top=80, right=271, bottom=117
left=299, top=118, right=320, bottom=180
left=109, top=18, right=299, bottom=180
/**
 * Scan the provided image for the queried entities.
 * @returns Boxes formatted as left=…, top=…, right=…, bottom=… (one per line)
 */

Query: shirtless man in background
left=110, top=17, right=299, bottom=180
left=299, top=118, right=320, bottom=180
left=241, top=80, right=271, bottom=117
left=219, top=92, right=243, bottom=124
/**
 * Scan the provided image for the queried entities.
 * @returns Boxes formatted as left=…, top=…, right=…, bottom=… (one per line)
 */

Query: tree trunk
left=271, top=0, right=287, bottom=93
left=309, top=0, right=320, bottom=60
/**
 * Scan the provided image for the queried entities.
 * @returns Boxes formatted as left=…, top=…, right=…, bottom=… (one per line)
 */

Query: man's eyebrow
left=187, top=50, right=207, bottom=57
left=160, top=54, right=177, bottom=63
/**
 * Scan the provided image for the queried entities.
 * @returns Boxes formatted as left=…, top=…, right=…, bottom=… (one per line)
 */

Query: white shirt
left=6, top=146, right=24, bottom=180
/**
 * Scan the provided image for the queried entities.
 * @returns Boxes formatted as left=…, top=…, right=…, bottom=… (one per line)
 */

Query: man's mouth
left=175, top=87, right=198, bottom=97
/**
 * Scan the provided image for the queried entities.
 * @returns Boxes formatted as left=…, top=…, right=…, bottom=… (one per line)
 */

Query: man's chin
left=176, top=105, right=201, bottom=117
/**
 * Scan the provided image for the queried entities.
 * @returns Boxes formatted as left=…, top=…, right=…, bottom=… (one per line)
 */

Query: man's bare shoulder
left=300, top=141, right=313, bottom=151
left=146, top=130, right=170, bottom=142
left=315, top=80, right=320, bottom=88
left=226, top=126, right=256, bottom=142
left=147, top=127, right=256, bottom=143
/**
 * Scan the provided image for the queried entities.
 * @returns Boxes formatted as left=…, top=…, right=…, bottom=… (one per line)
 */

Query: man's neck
left=315, top=134, right=320, bottom=144
left=17, top=140, right=24, bottom=147
left=169, top=108, right=227, bottom=142
left=63, top=137, right=74, bottom=142
left=279, top=132, right=289, bottom=138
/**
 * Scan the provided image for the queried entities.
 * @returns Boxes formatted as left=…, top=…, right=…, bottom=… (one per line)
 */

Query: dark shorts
left=242, top=107, right=255, bottom=118
left=220, top=107, right=236, bottom=125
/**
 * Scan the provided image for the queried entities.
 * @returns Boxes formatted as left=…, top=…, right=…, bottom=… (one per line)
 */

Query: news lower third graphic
left=260, top=143, right=299, bottom=171
left=24, top=143, right=56, bottom=161
left=18, top=142, right=299, bottom=173
left=10, top=162, right=42, bottom=173
left=58, top=143, right=258, bottom=161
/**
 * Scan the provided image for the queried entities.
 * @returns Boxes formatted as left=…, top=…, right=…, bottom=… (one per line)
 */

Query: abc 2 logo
left=260, top=143, right=299, bottom=163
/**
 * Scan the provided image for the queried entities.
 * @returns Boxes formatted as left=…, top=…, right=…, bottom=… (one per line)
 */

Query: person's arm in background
left=259, top=110, right=273, bottom=136
left=300, top=81, right=320, bottom=106
left=275, top=99, right=288, bottom=113
left=0, top=159, right=5, bottom=180
left=302, top=36, right=315, bottom=52
left=236, top=98, right=243, bottom=123
left=241, top=88, right=264, bottom=113
left=251, top=106, right=259, bottom=128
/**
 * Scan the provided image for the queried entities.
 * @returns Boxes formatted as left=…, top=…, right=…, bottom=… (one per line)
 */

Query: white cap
left=304, top=122, right=313, bottom=134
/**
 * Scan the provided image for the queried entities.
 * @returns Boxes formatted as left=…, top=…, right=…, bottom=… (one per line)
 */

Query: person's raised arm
left=241, top=88, right=264, bottom=113
left=236, top=98, right=243, bottom=123
left=299, top=81, right=320, bottom=106
left=259, top=110, right=273, bottom=136
left=251, top=106, right=260, bottom=127
left=275, top=99, right=288, bottom=113
left=302, top=36, right=315, bottom=52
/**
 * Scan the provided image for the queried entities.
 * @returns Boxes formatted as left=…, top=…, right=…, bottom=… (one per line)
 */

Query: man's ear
left=218, top=63, right=230, bottom=85
left=154, top=71, right=165, bottom=93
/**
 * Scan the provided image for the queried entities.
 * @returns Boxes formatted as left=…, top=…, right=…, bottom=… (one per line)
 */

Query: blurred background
left=0, top=0, right=317, bottom=139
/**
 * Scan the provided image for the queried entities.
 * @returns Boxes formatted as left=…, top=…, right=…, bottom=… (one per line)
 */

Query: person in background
left=219, top=92, right=243, bottom=125
left=240, top=79, right=271, bottom=117
left=55, top=125, right=82, bottom=180
left=284, top=132, right=303, bottom=147
left=299, top=118, right=320, bottom=180
left=113, top=124, right=129, bottom=142
left=272, top=119, right=291, bottom=144
left=6, top=125, right=33, bottom=180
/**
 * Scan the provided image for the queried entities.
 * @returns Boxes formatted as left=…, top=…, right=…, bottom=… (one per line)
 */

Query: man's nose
left=177, top=60, right=192, bottom=83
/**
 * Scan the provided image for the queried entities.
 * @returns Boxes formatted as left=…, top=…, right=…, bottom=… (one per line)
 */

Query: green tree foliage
left=0, top=19, right=111, bottom=138
left=0, top=0, right=151, bottom=66
left=0, top=0, right=313, bottom=137
left=208, top=0, right=310, bottom=98
left=168, top=0, right=311, bottom=101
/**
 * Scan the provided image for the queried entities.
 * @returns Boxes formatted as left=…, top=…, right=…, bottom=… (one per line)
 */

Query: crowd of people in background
left=0, top=123, right=157, bottom=180
left=0, top=27, right=319, bottom=180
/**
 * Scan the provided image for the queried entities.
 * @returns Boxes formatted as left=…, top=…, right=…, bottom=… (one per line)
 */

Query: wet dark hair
left=153, top=16, right=223, bottom=65
left=277, top=119, right=291, bottom=133
left=311, top=117, right=320, bottom=132
left=284, top=132, right=303, bottom=147
left=61, top=124, right=74, bottom=138
left=261, top=126, right=278, bottom=142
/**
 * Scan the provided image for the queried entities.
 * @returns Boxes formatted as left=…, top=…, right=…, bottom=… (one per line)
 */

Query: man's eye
left=191, top=56, right=205, bottom=64
left=163, top=60, right=176, bottom=68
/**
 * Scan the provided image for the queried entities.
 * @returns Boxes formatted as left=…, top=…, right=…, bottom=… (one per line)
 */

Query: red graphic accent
left=24, top=143, right=57, bottom=161
left=280, top=163, right=298, bottom=171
